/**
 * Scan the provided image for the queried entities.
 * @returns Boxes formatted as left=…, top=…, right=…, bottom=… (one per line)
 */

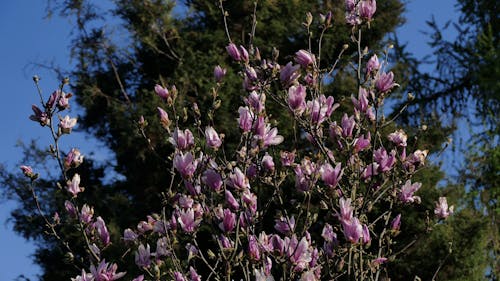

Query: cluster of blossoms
left=20, top=2, right=454, bottom=281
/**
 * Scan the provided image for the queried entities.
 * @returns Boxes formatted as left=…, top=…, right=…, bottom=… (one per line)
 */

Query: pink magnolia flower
left=341, top=114, right=356, bottom=138
left=376, top=71, right=397, bottom=93
left=352, top=87, right=370, bottom=114
left=226, top=43, right=241, bottom=61
left=225, top=190, right=240, bottom=210
left=154, top=84, right=170, bottom=100
left=64, top=148, right=84, bottom=170
left=242, top=189, right=258, bottom=214
left=178, top=208, right=201, bottom=233
left=67, top=173, right=83, bottom=197
left=219, top=235, right=234, bottom=249
left=214, top=65, right=226, bottom=82
left=245, top=91, right=265, bottom=113
left=202, top=169, right=223, bottom=191
left=71, top=269, right=93, bottom=281
left=366, top=54, right=380, bottom=75
left=205, top=126, right=222, bottom=149
left=157, top=107, right=171, bottom=129
left=362, top=224, right=371, bottom=244
left=342, top=217, right=363, bottom=243
left=189, top=266, right=202, bottom=281
left=90, top=259, right=126, bottom=281
left=274, top=215, right=295, bottom=234
left=359, top=0, right=377, bottom=20
left=262, top=153, right=275, bottom=172
left=64, top=200, right=77, bottom=218
left=338, top=198, right=354, bottom=223
left=391, top=214, right=401, bottom=231
left=295, top=50, right=315, bottom=68
left=227, top=167, right=249, bottom=190
left=353, top=132, right=371, bottom=153
left=219, top=208, right=236, bottom=233
left=29, top=105, right=50, bottom=126
left=434, top=197, right=454, bottom=219
left=288, top=84, right=307, bottom=115
left=361, top=162, right=380, bottom=180
left=388, top=129, right=408, bottom=147
left=256, top=125, right=284, bottom=148
left=59, top=115, right=77, bottom=134
left=287, top=236, right=312, bottom=271
left=280, top=150, right=296, bottom=166
left=345, top=0, right=356, bottom=12
left=57, top=92, right=72, bottom=111
left=20, top=165, right=37, bottom=180
left=399, top=180, right=422, bottom=203
left=307, top=95, right=337, bottom=125
left=248, top=235, right=261, bottom=260
left=321, top=223, right=336, bottom=242
left=94, top=216, right=110, bottom=246
left=169, top=128, right=195, bottom=150
left=238, top=106, right=254, bottom=132
left=173, top=272, right=186, bottom=281
left=372, top=257, right=388, bottom=266
left=123, top=228, right=138, bottom=242
left=240, top=45, right=249, bottom=62
left=320, top=163, right=343, bottom=188
left=280, top=62, right=301, bottom=86
left=132, top=275, right=144, bottom=281
left=80, top=204, right=94, bottom=224
left=374, top=148, right=396, bottom=172
left=135, top=244, right=151, bottom=267
left=173, top=152, right=198, bottom=178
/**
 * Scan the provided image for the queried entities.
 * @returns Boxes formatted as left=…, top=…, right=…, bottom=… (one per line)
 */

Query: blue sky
left=0, top=1, right=458, bottom=280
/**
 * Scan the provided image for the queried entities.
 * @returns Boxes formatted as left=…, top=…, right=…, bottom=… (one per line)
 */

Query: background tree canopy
left=1, top=0, right=498, bottom=280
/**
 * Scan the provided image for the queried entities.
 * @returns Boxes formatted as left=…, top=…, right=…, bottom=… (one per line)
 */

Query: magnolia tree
left=21, top=1, right=453, bottom=281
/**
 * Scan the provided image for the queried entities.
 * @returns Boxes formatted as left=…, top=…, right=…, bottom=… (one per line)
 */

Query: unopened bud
left=305, top=12, right=313, bottom=26
left=33, top=75, right=40, bottom=83
left=343, top=44, right=349, bottom=50
left=408, top=93, right=415, bottom=101
left=63, top=77, right=70, bottom=85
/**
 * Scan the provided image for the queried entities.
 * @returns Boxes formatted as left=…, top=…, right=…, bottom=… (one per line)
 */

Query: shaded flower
left=435, top=197, right=454, bottom=219
left=391, top=214, right=401, bottom=231
left=29, top=105, right=50, bottom=126
left=227, top=167, right=249, bottom=190
left=154, top=84, right=170, bottom=100
left=359, top=0, right=377, bottom=20
left=274, top=216, right=295, bottom=234
left=320, top=163, right=343, bottom=188
left=219, top=208, right=236, bottom=233
left=225, top=190, right=240, bottom=210
left=178, top=208, right=201, bottom=233
left=202, top=169, right=223, bottom=192
left=342, top=217, right=363, bottom=243
left=388, top=129, right=407, bottom=147
left=135, top=244, right=151, bottom=267
left=262, top=153, right=275, bottom=172
left=157, top=107, right=171, bottom=129
left=280, top=62, right=301, bottom=86
left=90, top=259, right=126, bottom=281
left=288, top=84, right=307, bottom=115
left=169, top=128, right=195, bottom=150
left=214, top=65, right=226, bottom=82
left=173, top=152, right=198, bottom=178
left=226, top=43, right=241, bottom=61
left=64, top=148, right=84, bottom=170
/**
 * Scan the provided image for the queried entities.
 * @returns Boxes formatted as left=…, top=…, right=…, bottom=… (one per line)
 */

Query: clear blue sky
left=0, top=1, right=458, bottom=280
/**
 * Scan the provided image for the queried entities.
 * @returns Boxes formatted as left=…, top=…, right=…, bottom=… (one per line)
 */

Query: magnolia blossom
left=154, top=84, right=170, bottom=100
left=286, top=236, right=312, bottom=271
left=135, top=244, right=151, bottom=267
left=262, top=153, right=275, bottom=172
left=189, top=267, right=201, bottom=281
left=238, top=106, right=254, bottom=132
left=280, top=62, right=301, bottom=86
left=29, top=105, right=50, bottom=126
left=245, top=91, right=265, bottom=113
left=280, top=150, right=296, bottom=166
left=353, top=132, right=371, bottom=153
left=342, top=217, right=363, bottom=243
left=338, top=198, right=354, bottom=223
left=307, top=95, right=337, bottom=125
left=399, top=180, right=422, bottom=203
left=320, top=163, right=343, bottom=188
left=376, top=71, right=397, bottom=93
left=71, top=269, right=93, bottom=281
left=321, top=223, right=336, bottom=242
left=214, top=65, right=226, bottom=82
left=227, top=167, right=249, bottom=190
left=90, top=259, right=126, bottom=281
left=341, top=114, right=356, bottom=138
left=94, top=216, right=110, bottom=246
left=391, top=214, right=401, bottom=231
left=65, top=200, right=77, bottom=218
left=157, top=107, right=171, bottom=129
left=205, top=126, right=222, bottom=149
left=173, top=152, right=198, bottom=178
left=169, top=128, right=194, bottom=150
left=388, top=129, right=408, bottom=147
left=295, top=50, right=315, bottom=68
left=64, top=148, right=84, bottom=169
left=123, top=228, right=138, bottom=242
left=67, top=173, right=83, bottom=197
left=219, top=208, right=236, bottom=233
left=80, top=204, right=94, bottom=224
left=240, top=45, right=249, bottom=62
left=202, top=169, right=223, bottom=192
left=178, top=208, right=201, bottom=233
left=374, top=148, right=396, bottom=172
left=366, top=54, right=380, bottom=75
left=274, top=216, right=295, bottom=234
left=288, top=84, right=307, bottom=115
left=248, top=235, right=261, bottom=260
left=359, top=0, right=377, bottom=20
left=225, top=190, right=240, bottom=210
left=59, top=115, right=77, bottom=134
left=226, top=43, right=241, bottom=61
left=435, top=197, right=454, bottom=219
